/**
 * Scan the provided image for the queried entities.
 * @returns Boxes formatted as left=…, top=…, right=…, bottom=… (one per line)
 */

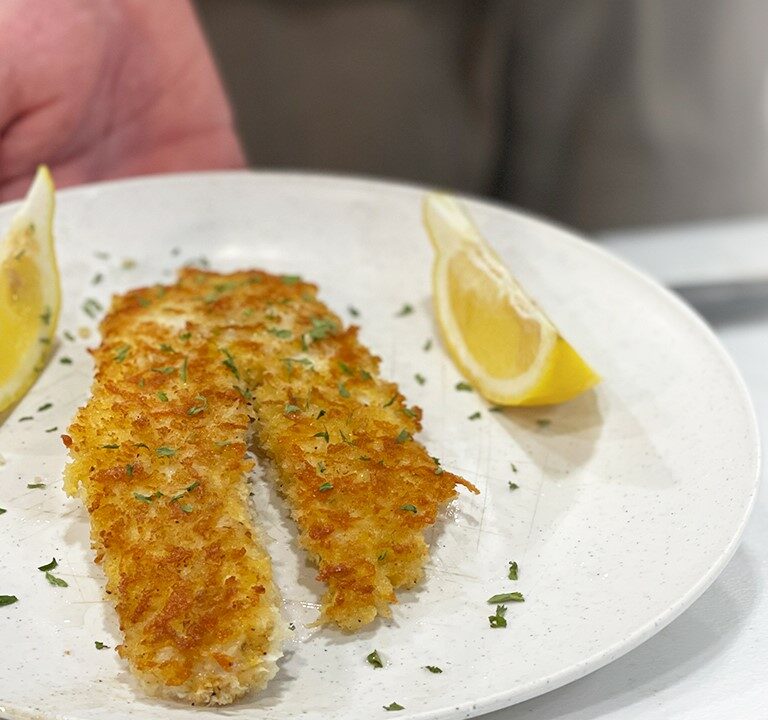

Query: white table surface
left=488, top=219, right=768, bottom=720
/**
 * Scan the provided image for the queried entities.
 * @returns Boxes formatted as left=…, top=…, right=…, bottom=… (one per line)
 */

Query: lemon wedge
left=0, top=166, right=60, bottom=413
left=423, top=192, right=599, bottom=406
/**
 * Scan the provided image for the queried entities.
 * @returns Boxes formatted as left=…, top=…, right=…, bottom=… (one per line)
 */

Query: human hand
left=0, top=0, right=245, bottom=201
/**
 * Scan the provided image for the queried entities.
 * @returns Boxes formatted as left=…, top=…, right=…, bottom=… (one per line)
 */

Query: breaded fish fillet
left=175, top=268, right=479, bottom=630
left=63, top=281, right=285, bottom=705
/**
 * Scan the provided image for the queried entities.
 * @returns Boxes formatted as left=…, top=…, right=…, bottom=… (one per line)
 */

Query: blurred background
left=195, top=0, right=768, bottom=233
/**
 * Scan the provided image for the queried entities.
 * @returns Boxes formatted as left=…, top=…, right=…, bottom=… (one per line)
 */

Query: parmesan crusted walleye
left=63, top=281, right=286, bottom=705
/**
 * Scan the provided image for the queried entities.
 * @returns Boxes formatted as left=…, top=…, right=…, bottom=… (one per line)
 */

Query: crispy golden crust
left=170, top=268, right=478, bottom=630
left=63, top=279, right=285, bottom=705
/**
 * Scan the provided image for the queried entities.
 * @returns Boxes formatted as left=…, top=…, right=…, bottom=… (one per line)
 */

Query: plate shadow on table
left=676, top=281, right=768, bottom=328
left=487, top=544, right=760, bottom=720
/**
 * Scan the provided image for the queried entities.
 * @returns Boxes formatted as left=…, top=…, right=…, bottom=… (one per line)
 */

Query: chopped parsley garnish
left=468, top=411, right=481, bottom=420
left=91, top=273, right=103, bottom=286
left=383, top=394, right=397, bottom=407
left=134, top=492, right=154, bottom=503
left=18, top=416, right=33, bottom=422
left=37, top=402, right=52, bottom=412
left=414, top=373, right=426, bottom=385
left=318, top=482, right=334, bottom=492
left=395, top=429, right=411, bottom=444
left=151, top=366, right=176, bottom=375
left=508, top=561, right=519, bottom=581
left=316, top=409, right=326, bottom=419
left=367, top=649, right=383, bottom=668
left=313, top=429, right=330, bottom=443
left=221, top=349, right=240, bottom=378
left=59, top=356, right=73, bottom=365
left=45, top=427, right=58, bottom=433
left=0, top=508, right=5, bottom=515
left=383, top=703, right=404, bottom=711
left=156, top=447, right=176, bottom=457
left=284, top=404, right=301, bottom=415
left=360, top=369, right=372, bottom=380
left=185, top=395, right=207, bottom=416
left=93, top=251, right=110, bottom=260
left=536, top=419, right=551, bottom=428
left=489, top=405, right=504, bottom=412
left=348, top=306, right=360, bottom=317
left=338, top=361, right=353, bottom=375
left=39, top=306, right=51, bottom=325
left=179, top=331, right=192, bottom=341
left=400, top=504, right=417, bottom=513
left=268, top=327, right=292, bottom=339
left=170, top=481, right=199, bottom=502
left=339, top=429, right=356, bottom=445
left=234, top=385, right=253, bottom=401
left=100, top=444, right=119, bottom=449
left=302, top=317, right=338, bottom=348
left=402, top=407, right=416, bottom=418
left=156, top=391, right=169, bottom=402
left=487, top=592, right=524, bottom=604
left=282, top=357, right=313, bottom=374
left=338, top=382, right=351, bottom=398
left=180, top=356, right=188, bottom=383
left=94, top=641, right=110, bottom=650
left=159, top=343, right=174, bottom=353
left=137, top=297, right=151, bottom=308
left=489, top=605, right=507, bottom=628
left=455, top=382, right=473, bottom=392
left=510, top=462, right=518, bottom=473
left=395, top=304, right=413, bottom=317
left=316, top=461, right=326, bottom=474
left=125, top=464, right=134, bottom=477
left=508, top=482, right=519, bottom=491
left=280, top=274, right=301, bottom=285
left=82, top=298, right=103, bottom=319
left=63, top=331, right=75, bottom=342
left=112, top=344, right=130, bottom=363
left=27, top=482, right=46, bottom=489
left=134, top=442, right=149, bottom=449
left=423, top=339, right=432, bottom=351
left=425, top=665, right=443, bottom=674
left=0, top=595, right=18, bottom=606
left=37, top=558, right=58, bottom=572
left=45, top=571, right=68, bottom=588
left=180, top=504, right=193, bottom=513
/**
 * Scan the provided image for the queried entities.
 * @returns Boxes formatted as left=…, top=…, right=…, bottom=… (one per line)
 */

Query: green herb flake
left=455, top=382, right=473, bottom=392
left=338, top=361, right=353, bottom=375
left=221, top=349, right=239, bottom=378
left=316, top=461, right=326, bottom=474
left=100, top=444, right=119, bottom=449
left=125, top=464, right=134, bottom=477
left=187, top=395, right=207, bottom=415
left=367, top=649, right=383, bottom=668
left=401, top=504, right=417, bottom=514
left=489, top=605, right=508, bottom=628
left=268, top=327, right=292, bottom=339
left=284, top=404, right=302, bottom=415
left=180, top=357, right=188, bottom=383
left=338, top=382, right=351, bottom=398
left=179, top=331, right=192, bottom=342
left=151, top=366, right=176, bottom=375
left=37, top=402, right=52, bottom=412
left=59, top=356, right=73, bottom=365
left=313, top=429, right=330, bottom=443
left=395, top=429, right=411, bottom=444
left=414, top=373, right=426, bottom=385
left=508, top=561, right=519, bottom=581
left=360, top=369, right=372, bottom=380
left=82, top=298, right=103, bottom=319
left=45, top=572, right=68, bottom=588
left=27, top=482, right=46, bottom=489
left=180, top=504, right=193, bottom=514
left=383, top=394, right=398, bottom=408
left=468, top=411, right=481, bottom=421
left=383, top=703, right=404, bottom=712
left=158, top=343, right=174, bottom=354
left=316, top=409, right=326, bottom=419
left=318, top=482, right=334, bottom=492
left=508, top=482, right=519, bottom=491
left=63, top=331, right=76, bottom=342
left=425, top=665, right=443, bottom=674
left=423, top=338, right=432, bottom=352
left=536, top=419, right=551, bottom=428
left=0, top=595, right=18, bottom=606
left=0, top=508, right=6, bottom=515
left=487, top=592, right=524, bottom=604
left=45, top=426, right=58, bottom=433
left=348, top=306, right=360, bottom=317
left=37, top=558, right=58, bottom=572
left=18, top=416, right=33, bottom=422
left=395, top=304, right=413, bottom=317
left=156, top=391, right=169, bottom=402
left=402, top=407, right=416, bottom=418
left=137, top=297, right=151, bottom=308
left=280, top=274, right=301, bottom=285
left=93, top=251, right=110, bottom=261
left=94, top=641, right=110, bottom=650
left=156, top=447, right=176, bottom=458
left=91, top=272, right=103, bottom=286
left=134, top=492, right=154, bottom=503
left=510, top=462, right=518, bottom=473
left=39, top=306, right=52, bottom=325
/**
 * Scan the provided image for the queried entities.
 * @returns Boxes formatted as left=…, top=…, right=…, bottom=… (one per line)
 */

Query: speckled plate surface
left=0, top=172, right=760, bottom=720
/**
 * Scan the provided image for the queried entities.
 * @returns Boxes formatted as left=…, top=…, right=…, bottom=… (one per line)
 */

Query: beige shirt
left=197, top=0, right=768, bottom=232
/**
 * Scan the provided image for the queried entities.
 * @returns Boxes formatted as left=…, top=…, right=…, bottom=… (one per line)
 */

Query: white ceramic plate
left=0, top=172, right=759, bottom=720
